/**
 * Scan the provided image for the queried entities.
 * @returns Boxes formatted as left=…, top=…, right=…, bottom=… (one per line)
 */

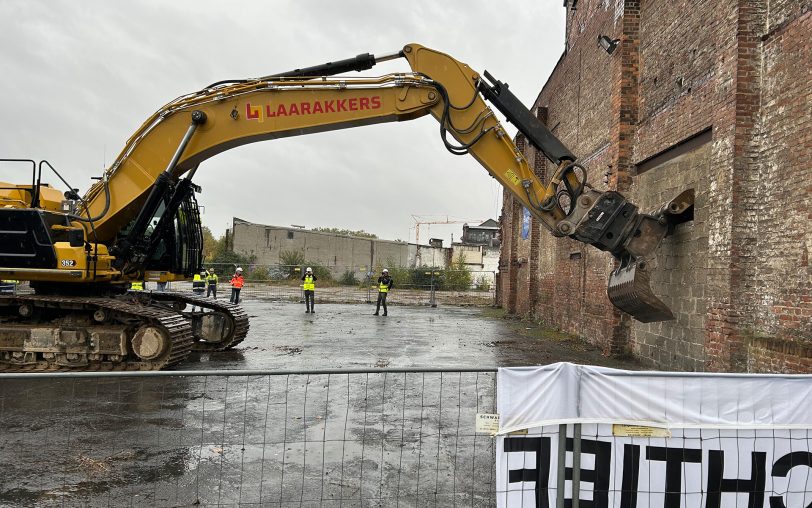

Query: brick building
left=498, top=0, right=810, bottom=372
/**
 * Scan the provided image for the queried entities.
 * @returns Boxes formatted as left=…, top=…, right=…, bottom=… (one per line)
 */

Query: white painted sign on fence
left=495, top=363, right=812, bottom=508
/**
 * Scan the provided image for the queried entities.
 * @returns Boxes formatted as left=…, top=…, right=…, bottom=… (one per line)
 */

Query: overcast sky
left=0, top=1, right=565, bottom=244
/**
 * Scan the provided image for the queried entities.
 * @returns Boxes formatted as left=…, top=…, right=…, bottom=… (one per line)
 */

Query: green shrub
left=411, top=267, right=443, bottom=288
left=280, top=249, right=305, bottom=277
left=443, top=252, right=473, bottom=291
left=339, top=270, right=358, bottom=286
left=248, top=266, right=271, bottom=281
left=383, top=260, right=411, bottom=288
left=474, top=274, right=491, bottom=291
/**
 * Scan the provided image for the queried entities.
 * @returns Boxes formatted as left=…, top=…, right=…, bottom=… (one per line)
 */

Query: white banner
left=495, top=364, right=812, bottom=508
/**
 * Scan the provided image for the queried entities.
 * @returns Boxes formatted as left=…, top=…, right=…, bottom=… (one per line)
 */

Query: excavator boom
left=78, top=43, right=685, bottom=321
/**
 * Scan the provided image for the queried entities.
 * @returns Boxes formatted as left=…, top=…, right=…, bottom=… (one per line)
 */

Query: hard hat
left=382, top=268, right=389, bottom=273
left=208, top=267, right=215, bottom=272
left=306, top=267, right=313, bottom=273
left=236, top=267, right=243, bottom=272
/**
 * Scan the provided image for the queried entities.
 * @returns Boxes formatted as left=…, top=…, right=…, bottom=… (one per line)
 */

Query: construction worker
left=206, top=268, right=218, bottom=298
left=301, top=267, right=317, bottom=313
left=192, top=271, right=206, bottom=296
left=374, top=268, right=393, bottom=316
left=130, top=280, right=144, bottom=291
left=0, top=280, right=17, bottom=294
left=230, top=267, right=244, bottom=304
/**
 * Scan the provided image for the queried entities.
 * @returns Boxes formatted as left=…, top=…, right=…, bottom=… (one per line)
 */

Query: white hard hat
left=306, top=267, right=313, bottom=272
left=382, top=268, right=389, bottom=273
left=236, top=267, right=243, bottom=272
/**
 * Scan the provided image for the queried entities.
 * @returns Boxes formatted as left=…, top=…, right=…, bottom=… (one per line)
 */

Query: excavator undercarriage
left=0, top=292, right=248, bottom=371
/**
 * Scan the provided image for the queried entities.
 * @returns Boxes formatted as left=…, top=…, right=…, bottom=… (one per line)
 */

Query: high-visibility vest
left=379, top=282, right=389, bottom=293
left=192, top=274, right=205, bottom=289
left=130, top=281, right=144, bottom=291
left=206, top=274, right=218, bottom=285
left=303, top=275, right=315, bottom=291
left=230, top=275, right=244, bottom=288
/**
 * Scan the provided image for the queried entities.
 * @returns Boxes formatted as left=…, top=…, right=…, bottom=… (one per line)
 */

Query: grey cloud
left=0, top=0, right=564, bottom=242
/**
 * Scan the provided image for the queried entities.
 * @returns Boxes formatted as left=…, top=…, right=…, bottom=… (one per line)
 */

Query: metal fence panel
left=0, top=370, right=497, bottom=507
left=1, top=267, right=497, bottom=307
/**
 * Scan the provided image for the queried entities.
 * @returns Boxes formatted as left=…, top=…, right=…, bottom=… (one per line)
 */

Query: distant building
left=461, top=219, right=500, bottom=247
left=230, top=218, right=450, bottom=271
left=451, top=220, right=500, bottom=286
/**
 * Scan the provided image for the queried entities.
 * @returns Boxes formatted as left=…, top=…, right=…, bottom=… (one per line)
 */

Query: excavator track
left=0, top=294, right=194, bottom=372
left=148, top=292, right=249, bottom=351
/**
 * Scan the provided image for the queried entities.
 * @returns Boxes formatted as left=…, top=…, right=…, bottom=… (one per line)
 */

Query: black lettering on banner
left=705, top=450, right=766, bottom=508
left=646, top=446, right=702, bottom=508
left=563, top=438, right=612, bottom=508
left=769, top=452, right=812, bottom=508
left=504, top=436, right=552, bottom=508
left=620, top=444, right=641, bottom=508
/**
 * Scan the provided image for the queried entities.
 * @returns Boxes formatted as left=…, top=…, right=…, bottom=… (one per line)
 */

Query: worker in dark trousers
left=302, top=267, right=317, bottom=313
left=206, top=268, right=218, bottom=298
left=374, top=269, right=393, bottom=316
left=230, top=267, right=244, bottom=304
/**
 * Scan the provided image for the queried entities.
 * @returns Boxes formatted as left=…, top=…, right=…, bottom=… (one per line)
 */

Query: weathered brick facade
left=498, top=0, right=811, bottom=372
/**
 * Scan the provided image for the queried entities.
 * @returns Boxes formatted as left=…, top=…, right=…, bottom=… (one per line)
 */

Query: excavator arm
left=19, top=44, right=691, bottom=322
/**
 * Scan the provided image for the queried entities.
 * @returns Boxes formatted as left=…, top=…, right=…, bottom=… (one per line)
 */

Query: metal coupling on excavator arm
left=568, top=189, right=695, bottom=322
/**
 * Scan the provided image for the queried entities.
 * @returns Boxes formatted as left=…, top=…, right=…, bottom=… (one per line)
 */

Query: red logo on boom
left=245, top=96, right=382, bottom=122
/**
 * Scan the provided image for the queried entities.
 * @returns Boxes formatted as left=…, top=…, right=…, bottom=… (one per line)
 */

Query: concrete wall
left=497, top=0, right=811, bottom=373
left=231, top=219, right=449, bottom=271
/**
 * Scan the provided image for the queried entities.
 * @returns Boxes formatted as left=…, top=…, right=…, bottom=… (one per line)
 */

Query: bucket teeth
left=608, top=259, right=674, bottom=323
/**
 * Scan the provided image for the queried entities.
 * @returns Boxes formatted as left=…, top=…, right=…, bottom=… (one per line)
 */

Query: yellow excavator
left=0, top=44, right=692, bottom=371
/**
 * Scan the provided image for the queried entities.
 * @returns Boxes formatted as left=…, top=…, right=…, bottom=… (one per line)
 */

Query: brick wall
left=498, top=0, right=811, bottom=372
left=747, top=4, right=812, bottom=370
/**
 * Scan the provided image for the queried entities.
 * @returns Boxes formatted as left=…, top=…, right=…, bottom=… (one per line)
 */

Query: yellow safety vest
left=379, top=282, right=389, bottom=293
left=130, top=281, right=144, bottom=291
left=206, top=274, right=218, bottom=285
left=303, top=275, right=315, bottom=291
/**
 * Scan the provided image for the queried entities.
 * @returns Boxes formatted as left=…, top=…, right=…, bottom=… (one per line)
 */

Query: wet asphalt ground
left=0, top=300, right=640, bottom=507
left=199, top=301, right=534, bottom=371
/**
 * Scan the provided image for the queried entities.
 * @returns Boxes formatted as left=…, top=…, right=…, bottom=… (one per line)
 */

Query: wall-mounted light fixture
left=597, top=35, right=620, bottom=55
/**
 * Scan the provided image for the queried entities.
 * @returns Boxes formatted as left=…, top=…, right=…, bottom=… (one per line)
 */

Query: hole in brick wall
left=671, top=191, right=695, bottom=226
left=569, top=251, right=582, bottom=260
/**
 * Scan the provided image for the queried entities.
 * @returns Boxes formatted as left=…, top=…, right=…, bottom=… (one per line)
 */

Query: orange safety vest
left=230, top=275, right=244, bottom=288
